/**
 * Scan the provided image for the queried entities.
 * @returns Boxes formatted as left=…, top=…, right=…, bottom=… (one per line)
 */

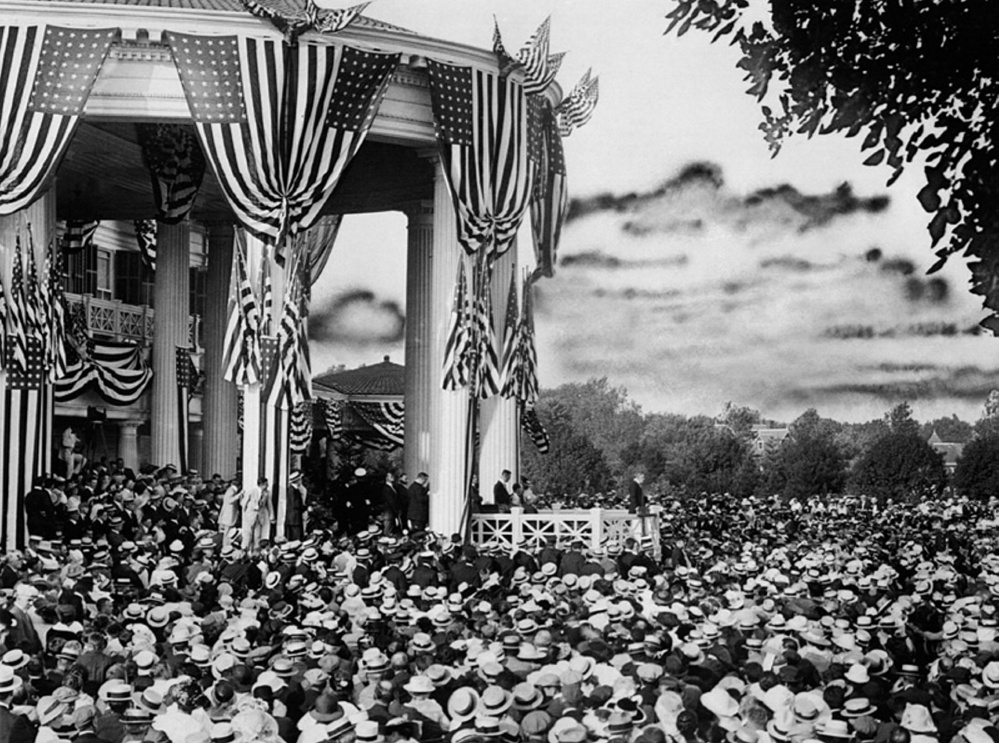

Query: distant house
left=750, top=424, right=790, bottom=457
left=928, top=430, right=964, bottom=474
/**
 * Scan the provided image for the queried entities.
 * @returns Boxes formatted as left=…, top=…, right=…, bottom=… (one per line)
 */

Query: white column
left=202, top=223, right=239, bottom=479
left=150, top=221, right=190, bottom=469
left=189, top=425, right=203, bottom=474
left=425, top=157, right=470, bottom=538
left=477, top=248, right=520, bottom=504
left=403, top=200, right=434, bottom=481
left=118, top=421, right=141, bottom=473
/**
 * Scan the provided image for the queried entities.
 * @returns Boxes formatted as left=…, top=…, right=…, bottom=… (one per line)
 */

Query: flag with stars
left=0, top=26, right=117, bottom=215
left=165, top=32, right=399, bottom=264
left=499, top=272, right=521, bottom=397
left=529, top=97, right=568, bottom=281
left=557, top=68, right=600, bottom=137
left=427, top=58, right=533, bottom=263
left=175, top=346, right=197, bottom=473
left=136, top=123, right=206, bottom=223
left=6, top=237, right=29, bottom=373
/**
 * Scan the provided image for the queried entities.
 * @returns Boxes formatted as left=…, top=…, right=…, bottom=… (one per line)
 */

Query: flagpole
left=241, top=234, right=264, bottom=498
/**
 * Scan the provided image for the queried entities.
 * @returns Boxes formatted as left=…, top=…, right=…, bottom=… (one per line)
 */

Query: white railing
left=471, top=506, right=662, bottom=560
left=65, top=293, right=201, bottom=348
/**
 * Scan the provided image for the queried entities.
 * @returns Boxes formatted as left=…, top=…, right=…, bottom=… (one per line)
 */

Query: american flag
left=7, top=237, right=28, bottom=372
left=521, top=405, right=550, bottom=454
left=175, top=346, right=197, bottom=473
left=260, top=334, right=288, bottom=410
left=24, top=233, right=43, bottom=339
left=318, top=397, right=342, bottom=441
left=0, top=270, right=6, bottom=372
left=529, top=97, right=568, bottom=281
left=7, top=335, right=45, bottom=391
left=44, top=240, right=70, bottom=380
left=517, top=17, right=561, bottom=95
left=165, top=32, right=399, bottom=264
left=351, top=401, right=405, bottom=448
left=470, top=259, right=500, bottom=400
left=222, top=230, right=262, bottom=386
left=261, top=256, right=274, bottom=335
left=442, top=260, right=471, bottom=391
left=427, top=58, right=533, bottom=262
left=499, top=272, right=521, bottom=397
left=276, top=272, right=310, bottom=407
left=557, top=68, right=600, bottom=137
left=136, top=123, right=206, bottom=223
left=0, top=26, right=117, bottom=216
left=517, top=278, right=540, bottom=407
left=290, top=402, right=312, bottom=454
left=134, top=220, right=157, bottom=273
left=62, top=220, right=99, bottom=253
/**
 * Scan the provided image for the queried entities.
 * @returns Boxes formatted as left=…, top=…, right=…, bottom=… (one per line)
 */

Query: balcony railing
left=470, top=506, right=663, bottom=560
left=65, top=293, right=201, bottom=348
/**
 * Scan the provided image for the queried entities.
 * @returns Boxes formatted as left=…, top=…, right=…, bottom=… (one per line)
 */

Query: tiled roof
left=313, top=356, right=404, bottom=397
left=32, top=1, right=416, bottom=35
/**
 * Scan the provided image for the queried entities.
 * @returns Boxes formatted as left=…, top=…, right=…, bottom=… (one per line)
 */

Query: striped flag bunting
left=426, top=57, right=533, bottom=262
left=350, top=401, right=404, bottom=448
left=1, top=337, right=50, bottom=550
left=136, top=123, right=206, bottom=223
left=442, top=260, right=471, bottom=391
left=290, top=402, right=312, bottom=454
left=62, top=220, right=99, bottom=253
left=556, top=68, right=600, bottom=137
left=492, top=17, right=565, bottom=95
left=222, top=230, right=262, bottom=386
left=296, top=214, right=343, bottom=298
left=165, top=32, right=399, bottom=265
left=7, top=235, right=29, bottom=372
left=134, top=220, right=157, bottom=273
left=0, top=269, right=6, bottom=372
left=24, top=231, right=43, bottom=338
left=528, top=96, right=568, bottom=281
left=45, top=240, right=70, bottom=380
left=521, top=405, right=550, bottom=454
left=53, top=338, right=152, bottom=405
left=516, top=278, right=540, bottom=407
left=0, top=26, right=118, bottom=216
left=259, top=335, right=291, bottom=537
left=260, top=255, right=274, bottom=335
left=317, top=398, right=341, bottom=441
left=240, top=0, right=371, bottom=44
left=176, top=346, right=198, bottom=473
left=470, top=258, right=501, bottom=401
left=499, top=272, right=520, bottom=396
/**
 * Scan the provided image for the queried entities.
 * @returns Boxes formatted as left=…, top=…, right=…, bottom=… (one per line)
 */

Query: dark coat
left=407, top=482, right=429, bottom=524
left=628, top=479, right=646, bottom=513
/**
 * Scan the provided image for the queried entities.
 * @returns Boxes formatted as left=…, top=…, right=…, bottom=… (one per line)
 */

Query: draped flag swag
left=54, top=338, right=152, bottom=405
left=318, top=397, right=342, bottom=442
left=350, top=401, right=405, bottom=448
left=165, top=32, right=400, bottom=265
left=290, top=401, right=312, bottom=454
left=136, top=124, right=207, bottom=224
left=134, top=220, right=157, bottom=273
left=62, top=220, right=99, bottom=253
left=0, top=26, right=117, bottom=215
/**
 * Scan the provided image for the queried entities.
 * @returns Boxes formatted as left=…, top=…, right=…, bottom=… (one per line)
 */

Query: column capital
left=402, top=199, right=434, bottom=224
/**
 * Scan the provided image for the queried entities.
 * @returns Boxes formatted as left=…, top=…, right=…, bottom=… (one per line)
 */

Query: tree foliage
left=850, top=428, right=946, bottom=499
left=920, top=415, right=974, bottom=444
left=952, top=432, right=999, bottom=500
left=763, top=409, right=848, bottom=499
left=521, top=399, right=612, bottom=499
left=665, top=1, right=999, bottom=331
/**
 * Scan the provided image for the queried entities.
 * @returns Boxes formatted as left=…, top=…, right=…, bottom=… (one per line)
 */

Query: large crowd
left=2, top=461, right=999, bottom=743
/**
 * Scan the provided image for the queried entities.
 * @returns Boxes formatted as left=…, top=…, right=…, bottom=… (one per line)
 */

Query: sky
left=308, top=0, right=997, bottom=424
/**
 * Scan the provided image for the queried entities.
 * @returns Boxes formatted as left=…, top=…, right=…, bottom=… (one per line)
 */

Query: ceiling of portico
left=56, top=121, right=434, bottom=222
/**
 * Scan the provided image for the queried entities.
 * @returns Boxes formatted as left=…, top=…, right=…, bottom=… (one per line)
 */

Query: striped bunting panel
left=350, top=401, right=404, bottom=449
left=165, top=33, right=399, bottom=265
left=0, top=26, right=118, bottom=215
left=53, top=338, right=152, bottom=405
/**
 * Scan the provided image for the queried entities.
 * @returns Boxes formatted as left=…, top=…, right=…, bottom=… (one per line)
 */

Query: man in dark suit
left=493, top=470, right=512, bottom=511
left=628, top=472, right=646, bottom=514
left=407, top=472, right=430, bottom=533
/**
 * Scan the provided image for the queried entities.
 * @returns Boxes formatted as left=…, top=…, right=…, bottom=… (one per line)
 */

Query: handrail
left=65, top=292, right=201, bottom=348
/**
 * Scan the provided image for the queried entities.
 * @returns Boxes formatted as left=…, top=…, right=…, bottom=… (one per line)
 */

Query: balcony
left=64, top=293, right=202, bottom=349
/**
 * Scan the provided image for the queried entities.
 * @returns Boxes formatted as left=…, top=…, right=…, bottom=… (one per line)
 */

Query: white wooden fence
left=470, top=506, right=662, bottom=559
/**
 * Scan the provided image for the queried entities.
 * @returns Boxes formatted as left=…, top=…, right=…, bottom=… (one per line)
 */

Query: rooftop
left=313, top=356, right=405, bottom=397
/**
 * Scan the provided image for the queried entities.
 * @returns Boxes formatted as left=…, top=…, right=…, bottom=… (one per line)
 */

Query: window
left=96, top=249, right=112, bottom=300
left=65, top=244, right=97, bottom=295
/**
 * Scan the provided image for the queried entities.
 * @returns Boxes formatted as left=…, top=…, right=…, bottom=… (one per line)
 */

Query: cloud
left=536, top=161, right=992, bottom=423
left=309, top=289, right=405, bottom=345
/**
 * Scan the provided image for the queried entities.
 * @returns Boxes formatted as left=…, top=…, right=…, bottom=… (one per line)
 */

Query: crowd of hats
left=2, top=487, right=999, bottom=743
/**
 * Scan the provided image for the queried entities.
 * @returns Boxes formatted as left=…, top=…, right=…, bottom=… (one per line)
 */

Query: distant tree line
left=520, top=378, right=999, bottom=503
